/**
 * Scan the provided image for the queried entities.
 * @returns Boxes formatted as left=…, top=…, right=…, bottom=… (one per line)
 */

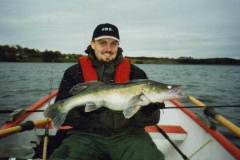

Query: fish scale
left=44, top=79, right=183, bottom=128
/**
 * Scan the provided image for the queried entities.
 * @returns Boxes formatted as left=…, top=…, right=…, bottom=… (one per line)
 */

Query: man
left=49, top=23, right=165, bottom=160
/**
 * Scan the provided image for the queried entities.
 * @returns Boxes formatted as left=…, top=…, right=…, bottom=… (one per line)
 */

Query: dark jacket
left=55, top=56, right=160, bottom=135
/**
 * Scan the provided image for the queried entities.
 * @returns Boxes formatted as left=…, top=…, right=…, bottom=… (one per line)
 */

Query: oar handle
left=0, top=126, right=22, bottom=138
left=0, top=118, right=51, bottom=138
left=188, top=96, right=240, bottom=138
left=188, top=96, right=207, bottom=108
left=33, top=118, right=51, bottom=127
left=215, top=115, right=240, bottom=138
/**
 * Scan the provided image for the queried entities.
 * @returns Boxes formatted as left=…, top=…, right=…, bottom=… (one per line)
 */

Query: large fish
left=44, top=80, right=183, bottom=128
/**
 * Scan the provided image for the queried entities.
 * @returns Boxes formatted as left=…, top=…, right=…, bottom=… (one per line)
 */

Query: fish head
left=143, top=80, right=183, bottom=102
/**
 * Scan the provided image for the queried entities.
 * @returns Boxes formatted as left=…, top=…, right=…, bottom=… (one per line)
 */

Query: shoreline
left=1, top=44, right=240, bottom=65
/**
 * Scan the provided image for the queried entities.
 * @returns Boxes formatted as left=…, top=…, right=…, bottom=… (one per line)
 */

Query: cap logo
left=102, top=27, right=113, bottom=32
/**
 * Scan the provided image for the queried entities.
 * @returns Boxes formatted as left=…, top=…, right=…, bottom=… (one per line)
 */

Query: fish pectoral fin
left=123, top=93, right=152, bottom=119
left=85, top=103, right=100, bottom=112
left=123, top=105, right=141, bottom=119
left=129, top=93, right=151, bottom=107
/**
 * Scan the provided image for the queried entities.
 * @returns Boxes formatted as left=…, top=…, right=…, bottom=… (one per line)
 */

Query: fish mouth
left=168, top=86, right=184, bottom=99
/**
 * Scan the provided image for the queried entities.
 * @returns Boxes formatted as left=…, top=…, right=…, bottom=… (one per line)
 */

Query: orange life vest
left=59, top=56, right=131, bottom=130
left=79, top=56, right=131, bottom=83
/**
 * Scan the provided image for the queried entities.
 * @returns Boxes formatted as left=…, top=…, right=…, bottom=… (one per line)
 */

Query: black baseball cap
left=92, top=23, right=120, bottom=41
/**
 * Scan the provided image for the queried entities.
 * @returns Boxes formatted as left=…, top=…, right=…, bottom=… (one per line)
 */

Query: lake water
left=0, top=62, right=240, bottom=146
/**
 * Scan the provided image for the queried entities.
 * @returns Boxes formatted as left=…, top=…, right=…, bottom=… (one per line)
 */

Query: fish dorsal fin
left=69, top=81, right=105, bottom=95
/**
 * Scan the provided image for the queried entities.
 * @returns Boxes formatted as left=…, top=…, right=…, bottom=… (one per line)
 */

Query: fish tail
left=44, top=103, right=67, bottom=129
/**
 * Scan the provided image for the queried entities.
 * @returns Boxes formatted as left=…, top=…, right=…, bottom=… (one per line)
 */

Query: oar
left=0, top=118, right=51, bottom=138
left=188, top=96, right=240, bottom=138
left=0, top=109, right=44, bottom=113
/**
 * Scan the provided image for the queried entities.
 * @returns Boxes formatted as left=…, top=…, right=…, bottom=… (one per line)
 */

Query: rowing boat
left=0, top=90, right=239, bottom=159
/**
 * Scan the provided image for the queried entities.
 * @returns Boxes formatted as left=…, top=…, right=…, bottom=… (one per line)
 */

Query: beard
left=99, top=51, right=117, bottom=62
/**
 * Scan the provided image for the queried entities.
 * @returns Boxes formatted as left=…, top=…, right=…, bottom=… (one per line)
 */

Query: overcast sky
left=0, top=0, right=240, bottom=58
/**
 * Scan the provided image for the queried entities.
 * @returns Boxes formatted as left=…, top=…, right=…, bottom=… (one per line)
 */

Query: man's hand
left=141, top=102, right=165, bottom=115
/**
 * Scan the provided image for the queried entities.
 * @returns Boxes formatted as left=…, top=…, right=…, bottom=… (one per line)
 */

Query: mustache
left=102, top=51, right=114, bottom=55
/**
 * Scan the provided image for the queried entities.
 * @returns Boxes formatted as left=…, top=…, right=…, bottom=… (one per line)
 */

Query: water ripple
left=0, top=63, right=239, bottom=146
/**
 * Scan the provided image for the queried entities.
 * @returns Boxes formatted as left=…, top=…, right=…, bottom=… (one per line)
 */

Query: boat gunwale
left=170, top=99, right=240, bottom=159
left=1, top=91, right=239, bottom=159
left=0, top=90, right=58, bottom=129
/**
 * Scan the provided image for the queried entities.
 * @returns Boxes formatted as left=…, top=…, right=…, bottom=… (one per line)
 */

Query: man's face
left=91, top=38, right=119, bottom=63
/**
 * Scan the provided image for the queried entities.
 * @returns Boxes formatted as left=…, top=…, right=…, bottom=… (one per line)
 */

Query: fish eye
left=167, top=85, right=172, bottom=89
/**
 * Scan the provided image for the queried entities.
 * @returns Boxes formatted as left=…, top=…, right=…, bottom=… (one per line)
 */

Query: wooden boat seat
left=145, top=125, right=187, bottom=141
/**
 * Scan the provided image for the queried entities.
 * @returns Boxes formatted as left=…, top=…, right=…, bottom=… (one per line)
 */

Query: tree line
left=0, top=44, right=81, bottom=62
left=128, top=56, right=240, bottom=65
left=1, top=44, right=240, bottom=65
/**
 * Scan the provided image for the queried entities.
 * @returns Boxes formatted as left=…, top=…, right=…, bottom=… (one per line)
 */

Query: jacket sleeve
left=55, top=64, right=83, bottom=102
left=130, top=64, right=162, bottom=126
left=55, top=72, right=73, bottom=102
left=55, top=64, right=87, bottom=126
